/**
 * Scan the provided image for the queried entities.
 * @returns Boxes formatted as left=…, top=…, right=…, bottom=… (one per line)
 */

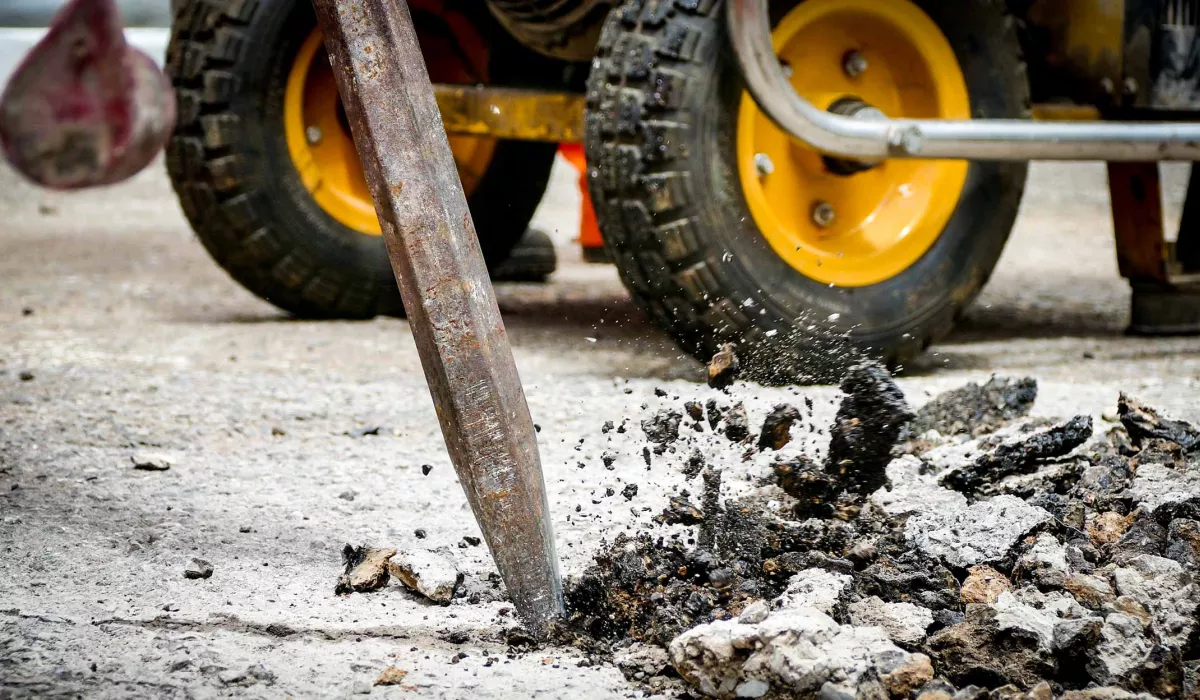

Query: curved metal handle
left=728, top=0, right=1200, bottom=161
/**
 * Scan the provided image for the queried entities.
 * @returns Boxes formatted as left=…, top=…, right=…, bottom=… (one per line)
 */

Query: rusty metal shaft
left=311, top=0, right=563, bottom=635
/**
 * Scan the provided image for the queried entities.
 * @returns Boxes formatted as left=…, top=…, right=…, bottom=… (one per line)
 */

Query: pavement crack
left=91, top=614, right=427, bottom=643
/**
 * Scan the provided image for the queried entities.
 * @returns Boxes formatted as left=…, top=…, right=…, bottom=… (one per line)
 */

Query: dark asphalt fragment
left=723, top=403, right=750, bottom=443
left=705, top=399, right=723, bottom=430
left=1118, top=393, right=1200, bottom=452
left=641, top=409, right=682, bottom=445
left=183, top=557, right=213, bottom=580
left=707, top=343, right=740, bottom=390
left=910, top=376, right=1038, bottom=438
left=824, top=362, right=913, bottom=495
left=334, top=545, right=395, bottom=594
left=942, top=415, right=1094, bottom=494
left=622, top=484, right=638, bottom=501
left=773, top=456, right=841, bottom=519
left=655, top=495, right=704, bottom=525
left=758, top=403, right=802, bottom=451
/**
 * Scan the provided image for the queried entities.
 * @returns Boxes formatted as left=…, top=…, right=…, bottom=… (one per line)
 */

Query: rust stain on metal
left=1107, top=161, right=1169, bottom=283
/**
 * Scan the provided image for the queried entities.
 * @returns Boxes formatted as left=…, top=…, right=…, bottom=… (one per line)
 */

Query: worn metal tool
left=310, top=0, right=563, bottom=636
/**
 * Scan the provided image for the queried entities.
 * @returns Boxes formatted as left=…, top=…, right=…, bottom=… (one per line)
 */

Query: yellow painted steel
left=284, top=28, right=496, bottom=236
left=737, top=0, right=971, bottom=287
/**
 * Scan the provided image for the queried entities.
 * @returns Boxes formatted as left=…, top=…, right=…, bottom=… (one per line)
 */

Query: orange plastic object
left=559, top=143, right=602, bottom=251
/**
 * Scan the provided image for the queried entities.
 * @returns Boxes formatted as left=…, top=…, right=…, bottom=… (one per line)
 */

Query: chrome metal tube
left=728, top=0, right=1200, bottom=161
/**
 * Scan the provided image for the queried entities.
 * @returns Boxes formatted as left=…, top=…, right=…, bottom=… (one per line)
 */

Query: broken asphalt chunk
left=824, top=362, right=913, bottom=495
left=641, top=409, right=682, bottom=445
left=723, top=403, right=750, bottom=443
left=707, top=343, right=740, bottom=390
left=388, top=549, right=462, bottom=604
left=1118, top=393, right=1200, bottom=452
left=941, top=415, right=1093, bottom=494
left=335, top=545, right=395, bottom=595
left=757, top=404, right=801, bottom=451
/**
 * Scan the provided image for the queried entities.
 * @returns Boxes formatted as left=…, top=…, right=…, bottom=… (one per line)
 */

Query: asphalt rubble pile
left=556, top=367, right=1200, bottom=700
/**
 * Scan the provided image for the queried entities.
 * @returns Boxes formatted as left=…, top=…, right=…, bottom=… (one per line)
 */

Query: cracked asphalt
left=2, top=151, right=1200, bottom=698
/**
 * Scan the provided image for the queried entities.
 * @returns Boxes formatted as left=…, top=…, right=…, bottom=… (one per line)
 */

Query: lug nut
left=305, top=126, right=322, bottom=145
left=812, top=201, right=836, bottom=228
left=754, top=152, right=775, bottom=177
left=843, top=50, right=867, bottom=78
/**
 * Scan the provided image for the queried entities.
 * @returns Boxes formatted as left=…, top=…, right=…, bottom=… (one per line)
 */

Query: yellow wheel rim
left=284, top=5, right=497, bottom=236
left=737, top=0, right=970, bottom=287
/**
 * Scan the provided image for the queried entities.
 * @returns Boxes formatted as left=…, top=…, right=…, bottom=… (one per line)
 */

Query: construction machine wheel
left=166, top=0, right=560, bottom=318
left=586, top=0, right=1030, bottom=382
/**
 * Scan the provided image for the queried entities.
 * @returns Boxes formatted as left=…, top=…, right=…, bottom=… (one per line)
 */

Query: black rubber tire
left=486, top=0, right=612, bottom=61
left=165, top=0, right=561, bottom=318
left=585, top=0, right=1030, bottom=383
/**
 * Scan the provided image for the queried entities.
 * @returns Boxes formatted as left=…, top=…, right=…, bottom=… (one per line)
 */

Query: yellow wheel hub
left=737, top=0, right=970, bottom=287
left=284, top=3, right=496, bottom=236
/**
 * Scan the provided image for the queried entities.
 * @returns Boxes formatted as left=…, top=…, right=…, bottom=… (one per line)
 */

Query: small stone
left=1013, top=533, right=1071, bottom=589
left=706, top=399, right=724, bottom=429
left=614, top=643, right=670, bottom=681
left=131, top=452, right=172, bottom=471
left=375, top=665, right=408, bottom=686
left=773, top=568, right=852, bottom=614
left=642, top=409, right=683, bottom=444
left=879, top=654, right=935, bottom=699
left=414, top=529, right=427, bottom=539
left=388, top=549, right=462, bottom=604
left=621, top=483, right=638, bottom=501
left=738, top=601, right=770, bottom=624
left=685, top=401, right=704, bottom=422
left=421, top=464, right=433, bottom=476
left=708, top=343, right=740, bottom=390
left=757, top=404, right=801, bottom=451
left=17, top=370, right=34, bottom=381
left=723, top=403, right=750, bottom=443
left=338, top=490, right=357, bottom=501
left=1062, top=573, right=1116, bottom=609
left=183, top=557, right=214, bottom=580
left=847, top=596, right=934, bottom=644
left=960, top=565, right=1012, bottom=604
left=1087, top=511, right=1135, bottom=547
left=461, top=536, right=481, bottom=547
left=656, top=495, right=704, bottom=525
left=773, top=456, right=841, bottom=518
left=335, top=545, right=395, bottom=594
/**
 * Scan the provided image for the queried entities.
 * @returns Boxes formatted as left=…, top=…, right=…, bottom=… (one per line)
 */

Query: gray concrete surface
left=2, top=150, right=1200, bottom=697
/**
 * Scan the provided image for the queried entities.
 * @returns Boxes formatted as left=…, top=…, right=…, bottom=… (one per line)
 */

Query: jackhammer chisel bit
left=310, top=0, right=564, bottom=636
